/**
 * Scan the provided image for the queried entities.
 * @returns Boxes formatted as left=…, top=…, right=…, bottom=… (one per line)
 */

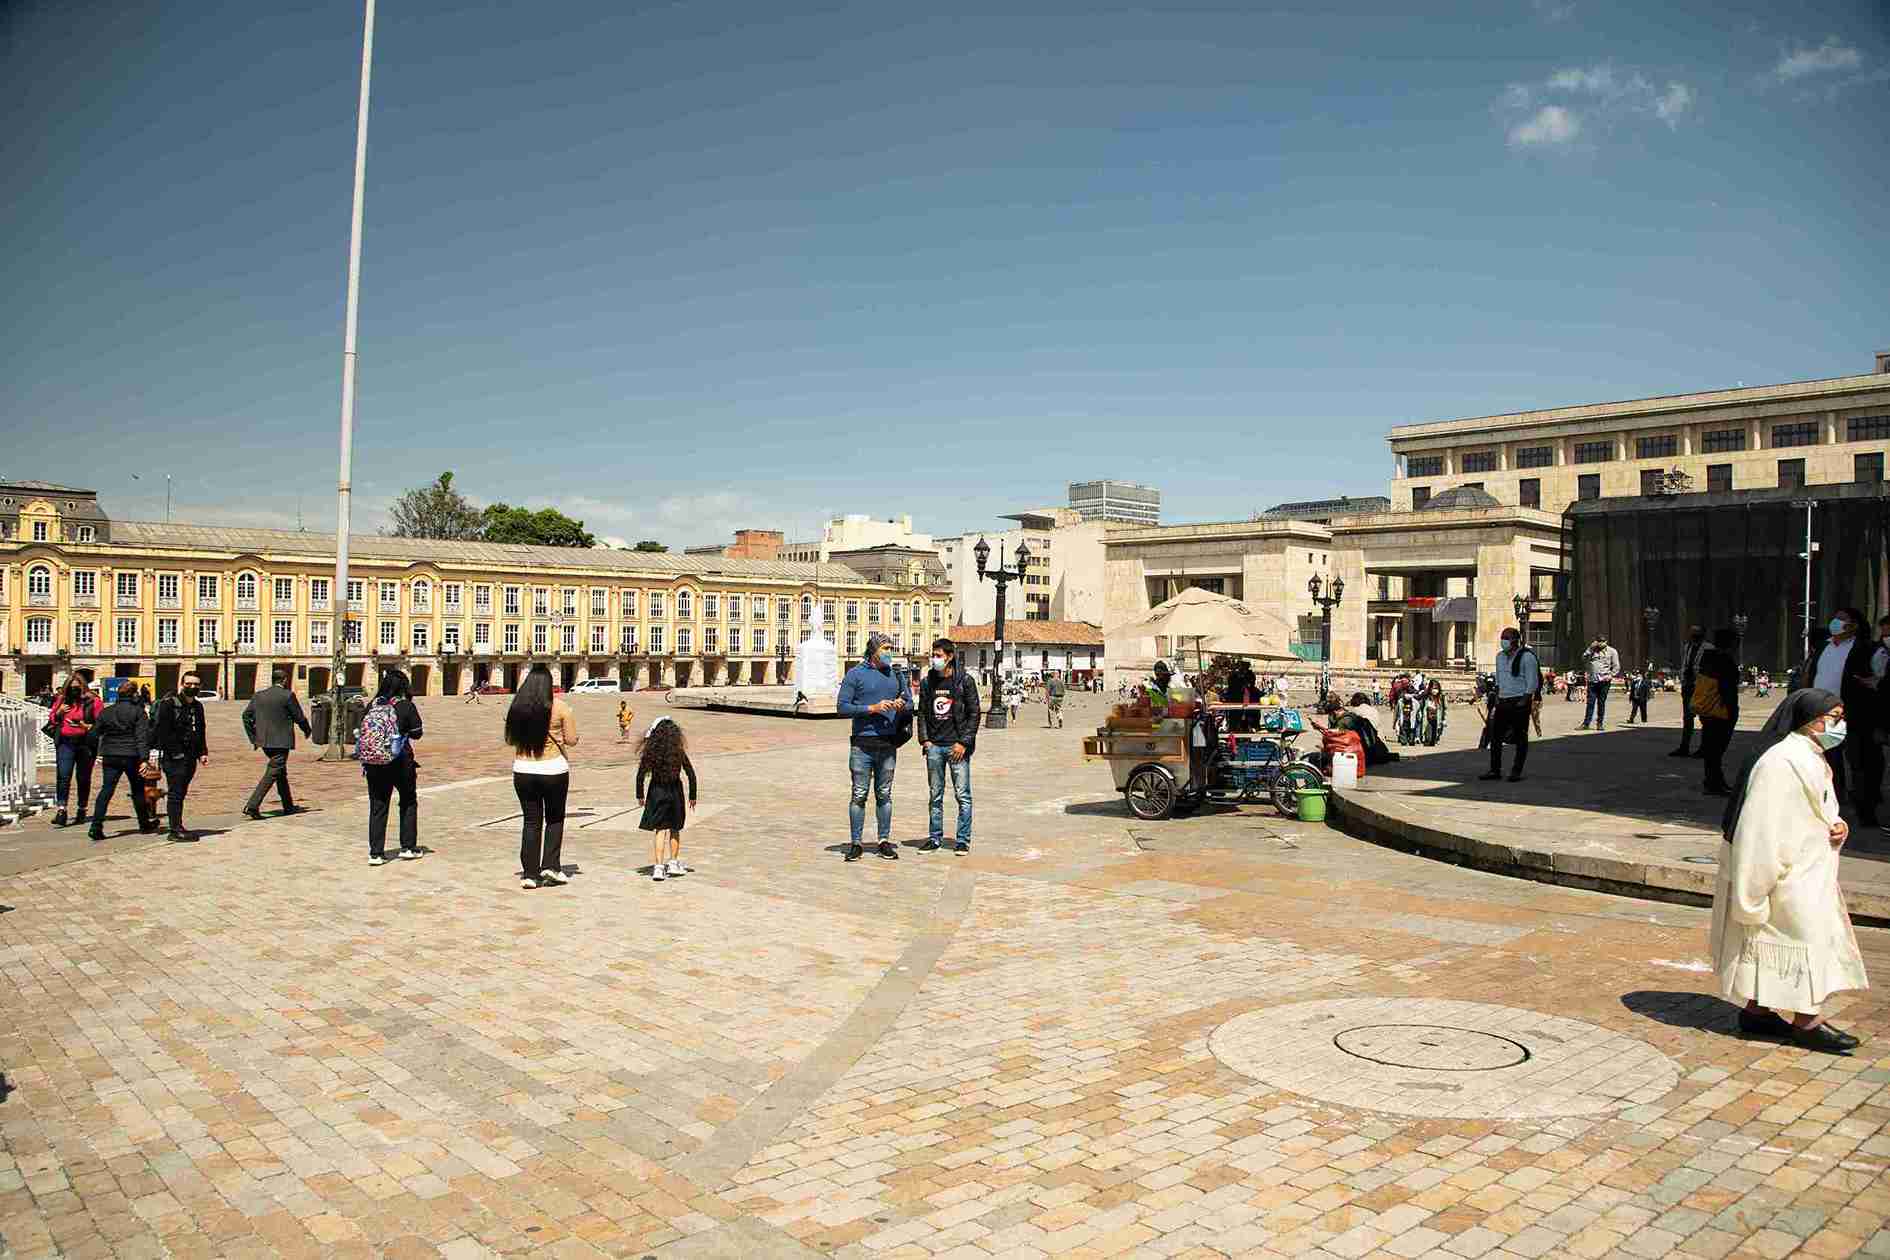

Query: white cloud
left=1509, top=104, right=1581, bottom=146
left=1548, top=65, right=1622, bottom=94
left=1530, top=0, right=1576, bottom=22
left=1775, top=37, right=1862, bottom=80
left=1655, top=81, right=1695, bottom=124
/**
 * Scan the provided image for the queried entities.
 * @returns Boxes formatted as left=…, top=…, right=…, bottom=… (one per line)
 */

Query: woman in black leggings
left=504, top=664, right=579, bottom=889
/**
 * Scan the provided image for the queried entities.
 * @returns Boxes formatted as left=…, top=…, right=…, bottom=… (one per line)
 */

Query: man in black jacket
left=88, top=689, right=157, bottom=841
left=918, top=637, right=980, bottom=854
left=1800, top=606, right=1881, bottom=820
left=241, top=671, right=312, bottom=819
left=153, top=672, right=210, bottom=840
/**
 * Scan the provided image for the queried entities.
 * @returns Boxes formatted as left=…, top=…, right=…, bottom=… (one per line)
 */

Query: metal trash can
left=310, top=697, right=333, bottom=745
left=342, top=696, right=368, bottom=745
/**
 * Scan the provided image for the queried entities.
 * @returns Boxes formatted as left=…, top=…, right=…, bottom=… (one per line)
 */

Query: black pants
left=1843, top=729, right=1882, bottom=819
left=1675, top=678, right=1696, bottom=751
left=1700, top=717, right=1734, bottom=792
left=245, top=749, right=295, bottom=812
left=93, top=756, right=156, bottom=833
left=1486, top=698, right=1531, bottom=775
left=161, top=755, right=197, bottom=833
left=365, top=757, right=419, bottom=856
left=514, top=771, right=569, bottom=876
left=1628, top=695, right=1649, bottom=723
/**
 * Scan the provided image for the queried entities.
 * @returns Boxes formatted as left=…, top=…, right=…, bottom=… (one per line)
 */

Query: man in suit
left=1670, top=625, right=1707, bottom=757
left=87, top=687, right=156, bottom=841
left=153, top=672, right=210, bottom=840
left=1799, top=606, right=1880, bottom=822
left=241, top=670, right=312, bottom=819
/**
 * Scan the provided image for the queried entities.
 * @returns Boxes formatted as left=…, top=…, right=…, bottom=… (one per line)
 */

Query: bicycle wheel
left=1272, top=763, right=1325, bottom=817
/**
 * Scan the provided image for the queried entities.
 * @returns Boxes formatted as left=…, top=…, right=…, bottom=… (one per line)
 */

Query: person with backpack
left=836, top=632, right=909, bottom=862
left=152, top=672, right=210, bottom=841
left=1480, top=626, right=1542, bottom=783
left=506, top=664, right=579, bottom=889
left=918, top=637, right=980, bottom=853
left=48, top=676, right=102, bottom=828
left=240, top=670, right=312, bottom=820
left=359, top=668, right=425, bottom=865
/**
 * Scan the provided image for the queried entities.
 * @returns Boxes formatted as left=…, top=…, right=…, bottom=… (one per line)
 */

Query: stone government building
left=0, top=483, right=950, bottom=700
left=1105, top=350, right=1890, bottom=680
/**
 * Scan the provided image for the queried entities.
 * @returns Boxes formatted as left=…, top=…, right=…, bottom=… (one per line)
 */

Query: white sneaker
left=538, top=868, right=568, bottom=885
left=399, top=849, right=422, bottom=861
left=520, top=876, right=538, bottom=890
left=666, top=858, right=689, bottom=876
left=652, top=866, right=667, bottom=882
left=368, top=855, right=385, bottom=867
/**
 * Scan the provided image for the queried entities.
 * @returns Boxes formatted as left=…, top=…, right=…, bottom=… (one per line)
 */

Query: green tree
left=385, top=471, right=483, bottom=540
left=632, top=540, right=668, bottom=553
left=480, top=503, right=596, bottom=548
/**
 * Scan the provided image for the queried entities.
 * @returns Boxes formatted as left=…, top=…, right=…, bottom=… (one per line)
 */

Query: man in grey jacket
left=241, top=670, right=312, bottom=819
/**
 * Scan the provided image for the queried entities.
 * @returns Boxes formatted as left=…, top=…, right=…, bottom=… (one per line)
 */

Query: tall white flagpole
left=327, top=0, right=376, bottom=759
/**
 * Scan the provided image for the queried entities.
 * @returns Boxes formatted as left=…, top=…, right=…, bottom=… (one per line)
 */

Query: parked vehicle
left=569, top=678, right=620, bottom=694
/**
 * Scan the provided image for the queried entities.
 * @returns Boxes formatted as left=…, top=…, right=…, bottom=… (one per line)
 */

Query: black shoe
left=954, top=842, right=969, bottom=854
left=1792, top=1023, right=1857, bottom=1055
left=844, top=843, right=863, bottom=862
left=877, top=841, right=899, bottom=860
left=281, top=804, right=309, bottom=816
left=1479, top=771, right=1503, bottom=781
left=51, top=809, right=67, bottom=827
left=1689, top=750, right=1705, bottom=758
left=87, top=829, right=104, bottom=843
left=241, top=808, right=264, bottom=821
left=168, top=830, right=198, bottom=843
left=1507, top=772, right=1524, bottom=782
left=1668, top=748, right=1691, bottom=758
left=72, top=811, right=87, bottom=827
left=919, top=839, right=941, bottom=852
left=1738, top=1007, right=1794, bottom=1039
left=1704, top=785, right=1732, bottom=797
left=139, top=821, right=161, bottom=834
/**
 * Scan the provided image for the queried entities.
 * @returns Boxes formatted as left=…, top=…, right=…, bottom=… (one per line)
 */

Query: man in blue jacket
left=837, top=632, right=909, bottom=862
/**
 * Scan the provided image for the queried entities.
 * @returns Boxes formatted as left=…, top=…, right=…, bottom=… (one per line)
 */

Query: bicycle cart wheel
left=1272, top=763, right=1325, bottom=817
left=1124, top=766, right=1178, bottom=820
left=666, top=689, right=679, bottom=705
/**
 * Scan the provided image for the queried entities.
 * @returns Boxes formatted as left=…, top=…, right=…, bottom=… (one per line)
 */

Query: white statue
left=794, top=603, right=839, bottom=698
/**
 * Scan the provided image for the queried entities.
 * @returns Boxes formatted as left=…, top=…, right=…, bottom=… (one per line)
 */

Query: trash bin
left=310, top=697, right=333, bottom=745
left=1294, top=786, right=1329, bottom=823
left=342, top=696, right=368, bottom=746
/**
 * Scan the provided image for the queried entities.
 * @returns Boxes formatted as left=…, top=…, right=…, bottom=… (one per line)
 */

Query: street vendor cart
left=1083, top=692, right=1325, bottom=820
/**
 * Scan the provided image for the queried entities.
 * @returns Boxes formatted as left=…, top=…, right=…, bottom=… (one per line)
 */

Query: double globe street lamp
left=973, top=536, right=1031, bottom=730
left=1308, top=574, right=1344, bottom=704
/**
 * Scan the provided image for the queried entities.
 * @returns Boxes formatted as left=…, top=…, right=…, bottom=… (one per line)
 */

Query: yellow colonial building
left=0, top=482, right=950, bottom=700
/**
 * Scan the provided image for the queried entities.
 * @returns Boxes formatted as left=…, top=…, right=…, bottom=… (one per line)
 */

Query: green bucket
left=1295, top=786, right=1329, bottom=823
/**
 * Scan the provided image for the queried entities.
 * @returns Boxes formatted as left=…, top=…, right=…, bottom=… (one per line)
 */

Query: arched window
left=236, top=572, right=257, bottom=600
left=677, top=588, right=693, bottom=619
left=412, top=579, right=432, bottom=612
left=801, top=594, right=813, bottom=620
left=27, top=565, right=52, bottom=598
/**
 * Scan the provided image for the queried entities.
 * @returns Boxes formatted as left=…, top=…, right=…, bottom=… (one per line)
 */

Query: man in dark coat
left=1671, top=626, right=1706, bottom=756
left=1799, top=607, right=1880, bottom=821
left=88, top=689, right=156, bottom=841
left=153, top=671, right=210, bottom=840
left=241, top=670, right=312, bottom=819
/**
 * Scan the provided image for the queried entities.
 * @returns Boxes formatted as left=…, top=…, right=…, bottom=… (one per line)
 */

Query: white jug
left=1331, top=750, right=1360, bottom=789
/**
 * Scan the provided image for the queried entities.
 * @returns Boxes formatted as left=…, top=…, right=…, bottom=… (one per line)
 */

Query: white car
left=195, top=689, right=221, bottom=702
left=569, top=678, right=620, bottom=694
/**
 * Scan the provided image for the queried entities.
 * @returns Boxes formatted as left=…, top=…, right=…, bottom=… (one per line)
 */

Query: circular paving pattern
left=1210, top=997, right=1680, bottom=1120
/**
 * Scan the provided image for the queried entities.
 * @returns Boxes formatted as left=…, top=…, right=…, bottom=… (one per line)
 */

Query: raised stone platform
left=1330, top=689, right=1890, bottom=925
left=664, top=684, right=841, bottom=717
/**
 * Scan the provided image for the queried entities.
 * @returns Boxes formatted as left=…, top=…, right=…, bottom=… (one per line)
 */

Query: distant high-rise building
left=1067, top=480, right=1161, bottom=525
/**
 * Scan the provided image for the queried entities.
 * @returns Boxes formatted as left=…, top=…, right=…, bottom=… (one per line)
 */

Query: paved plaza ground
left=3, top=692, right=1889, bottom=1259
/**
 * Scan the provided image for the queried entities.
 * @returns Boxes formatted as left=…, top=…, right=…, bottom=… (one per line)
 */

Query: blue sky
left=4, top=0, right=1886, bottom=547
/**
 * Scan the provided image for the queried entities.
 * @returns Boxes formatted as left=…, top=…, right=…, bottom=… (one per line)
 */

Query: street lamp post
left=776, top=639, right=789, bottom=687
left=619, top=630, right=635, bottom=691
left=1642, top=605, right=1661, bottom=669
left=974, top=536, right=1030, bottom=730
left=1308, top=574, right=1345, bottom=704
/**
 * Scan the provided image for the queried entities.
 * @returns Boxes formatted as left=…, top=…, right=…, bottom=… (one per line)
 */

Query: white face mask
left=1829, top=617, right=1849, bottom=637
left=1816, top=718, right=1848, bottom=749
left=1501, top=638, right=1518, bottom=653
left=931, top=656, right=947, bottom=672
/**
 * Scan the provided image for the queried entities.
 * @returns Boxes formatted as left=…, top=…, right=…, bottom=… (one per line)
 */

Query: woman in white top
left=1712, top=688, right=1869, bottom=1054
left=505, top=664, right=579, bottom=890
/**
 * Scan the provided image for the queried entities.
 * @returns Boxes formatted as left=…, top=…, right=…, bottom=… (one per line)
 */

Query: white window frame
left=503, top=624, right=519, bottom=653
left=235, top=618, right=257, bottom=650
left=649, top=591, right=665, bottom=618
left=310, top=576, right=330, bottom=611
left=347, top=579, right=364, bottom=605
left=26, top=616, right=53, bottom=646
left=157, top=618, right=179, bottom=649
left=729, top=627, right=743, bottom=653
left=32, top=520, right=48, bottom=542
left=590, top=624, right=606, bottom=654
left=443, top=623, right=462, bottom=652
left=729, top=595, right=742, bottom=621
left=73, top=570, right=97, bottom=600
left=116, top=572, right=139, bottom=604
left=412, top=579, right=431, bottom=612
left=379, top=620, right=398, bottom=648
left=76, top=525, right=96, bottom=543
left=158, top=572, right=181, bottom=604
left=704, top=627, right=719, bottom=653
left=379, top=580, right=399, bottom=612
left=561, top=623, right=576, bottom=653
left=534, top=587, right=549, bottom=617
left=753, top=627, right=767, bottom=653
left=197, top=574, right=219, bottom=605
left=273, top=576, right=294, bottom=605
left=273, top=619, right=295, bottom=649
left=677, top=589, right=693, bottom=620
left=533, top=624, right=548, bottom=653
left=650, top=625, right=665, bottom=653
left=703, top=593, right=719, bottom=620
left=198, top=617, right=220, bottom=650
left=475, top=622, right=492, bottom=650
left=412, top=623, right=430, bottom=652
left=621, top=624, right=638, bottom=652
left=343, top=620, right=363, bottom=646
left=562, top=588, right=577, bottom=617
left=310, top=620, right=329, bottom=651
left=75, top=621, right=96, bottom=650
left=590, top=588, right=606, bottom=619
left=622, top=589, right=638, bottom=617
left=473, top=584, right=492, bottom=614
left=677, top=627, right=693, bottom=654
left=444, top=582, right=463, bottom=612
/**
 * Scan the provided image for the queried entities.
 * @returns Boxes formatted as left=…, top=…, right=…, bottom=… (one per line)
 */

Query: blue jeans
left=1583, top=679, right=1612, bottom=727
left=925, top=744, right=973, bottom=846
left=848, top=745, right=895, bottom=844
left=55, top=736, right=96, bottom=811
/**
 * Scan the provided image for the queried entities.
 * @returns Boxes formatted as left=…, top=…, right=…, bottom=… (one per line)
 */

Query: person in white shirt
left=1799, top=607, right=1880, bottom=825
left=1480, top=628, right=1541, bottom=782
left=1579, top=635, right=1621, bottom=731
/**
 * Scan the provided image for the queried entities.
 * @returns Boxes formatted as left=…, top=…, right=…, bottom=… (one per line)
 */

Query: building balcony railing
left=28, top=592, right=54, bottom=608
left=115, top=642, right=139, bottom=654
left=73, top=594, right=98, bottom=608
left=156, top=644, right=181, bottom=656
left=23, top=642, right=60, bottom=655
left=155, top=594, right=182, bottom=609
left=197, top=597, right=220, bottom=610
left=235, top=596, right=258, bottom=611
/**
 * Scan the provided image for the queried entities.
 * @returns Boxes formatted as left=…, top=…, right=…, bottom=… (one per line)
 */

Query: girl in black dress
left=636, top=717, right=698, bottom=883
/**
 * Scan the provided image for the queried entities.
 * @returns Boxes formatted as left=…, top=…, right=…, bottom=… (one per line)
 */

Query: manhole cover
left=1333, top=1024, right=1530, bottom=1071
left=1210, top=998, right=1678, bottom=1119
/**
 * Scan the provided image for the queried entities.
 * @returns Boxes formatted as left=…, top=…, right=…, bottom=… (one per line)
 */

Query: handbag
left=889, top=666, right=916, bottom=749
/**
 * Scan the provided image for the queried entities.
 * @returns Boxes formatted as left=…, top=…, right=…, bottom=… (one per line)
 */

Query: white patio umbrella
left=1117, top=587, right=1299, bottom=669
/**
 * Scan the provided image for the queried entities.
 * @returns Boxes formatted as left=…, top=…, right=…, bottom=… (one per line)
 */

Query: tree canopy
left=632, top=540, right=668, bottom=553
left=480, top=503, right=597, bottom=548
left=385, top=471, right=483, bottom=540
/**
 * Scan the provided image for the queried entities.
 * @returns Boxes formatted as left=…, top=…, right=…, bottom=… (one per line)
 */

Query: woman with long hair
left=49, top=675, right=101, bottom=827
left=506, top=664, right=578, bottom=889
left=1712, top=689, right=1869, bottom=1054
left=361, top=668, right=425, bottom=865
left=636, top=716, right=697, bottom=882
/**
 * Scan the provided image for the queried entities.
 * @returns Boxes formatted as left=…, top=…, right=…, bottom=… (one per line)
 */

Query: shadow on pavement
left=0, top=1070, right=11, bottom=1102
left=1620, top=990, right=1745, bottom=1039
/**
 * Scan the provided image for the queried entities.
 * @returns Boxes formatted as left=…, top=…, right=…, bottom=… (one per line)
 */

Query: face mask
left=1829, top=618, right=1849, bottom=637
left=931, top=656, right=947, bottom=672
left=183, top=687, right=198, bottom=697
left=1501, top=638, right=1518, bottom=653
left=1816, top=718, right=1847, bottom=749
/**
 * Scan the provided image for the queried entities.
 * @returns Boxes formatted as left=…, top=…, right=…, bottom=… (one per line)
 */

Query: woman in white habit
left=1712, top=688, right=1869, bottom=1054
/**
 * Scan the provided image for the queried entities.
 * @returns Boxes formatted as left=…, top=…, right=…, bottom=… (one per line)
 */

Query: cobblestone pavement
left=3, top=694, right=1889, bottom=1259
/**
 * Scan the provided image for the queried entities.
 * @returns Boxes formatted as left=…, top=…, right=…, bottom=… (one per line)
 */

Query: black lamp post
left=1642, top=605, right=1661, bottom=668
left=776, top=638, right=789, bottom=686
left=210, top=633, right=232, bottom=700
left=1308, top=574, right=1344, bottom=704
left=618, top=629, right=635, bottom=691
left=974, top=536, right=1030, bottom=729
